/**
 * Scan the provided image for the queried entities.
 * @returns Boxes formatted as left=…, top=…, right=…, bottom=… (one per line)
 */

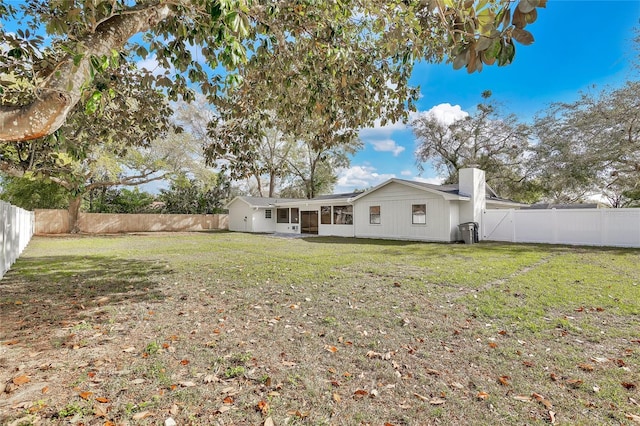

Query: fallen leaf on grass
left=522, top=361, right=535, bottom=368
left=104, top=421, right=116, bottom=426
left=79, top=391, right=93, bottom=400
left=425, top=368, right=441, bottom=376
left=354, top=389, right=369, bottom=398
left=513, top=395, right=532, bottom=403
left=549, top=410, right=557, bottom=424
left=179, top=381, right=196, bottom=387
left=626, top=413, right=640, bottom=423
left=256, top=400, right=269, bottom=414
left=180, top=359, right=190, bottom=365
left=498, top=376, right=511, bottom=386
left=12, top=375, right=30, bottom=386
left=578, top=363, right=594, bottom=372
left=94, top=404, right=107, bottom=418
left=95, top=397, right=110, bottom=403
left=325, top=345, right=338, bottom=353
left=3, top=339, right=20, bottom=345
left=122, top=346, right=136, bottom=353
left=532, top=392, right=553, bottom=409
left=223, top=396, right=234, bottom=404
left=264, top=417, right=275, bottom=426
left=131, top=378, right=145, bottom=385
left=429, top=397, right=446, bottom=405
left=287, top=410, right=309, bottom=418
left=622, top=382, right=637, bottom=390
left=333, top=393, right=341, bottom=403
left=132, top=411, right=151, bottom=420
left=566, top=379, right=583, bottom=388
left=41, top=386, right=49, bottom=394
left=488, top=342, right=498, bottom=349
left=476, top=392, right=489, bottom=400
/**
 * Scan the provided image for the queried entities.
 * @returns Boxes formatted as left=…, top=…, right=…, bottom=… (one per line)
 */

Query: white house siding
left=448, top=202, right=461, bottom=241
left=353, top=182, right=453, bottom=242
left=228, top=201, right=253, bottom=232
left=275, top=221, right=301, bottom=234
left=252, top=209, right=276, bottom=233
left=319, top=224, right=355, bottom=237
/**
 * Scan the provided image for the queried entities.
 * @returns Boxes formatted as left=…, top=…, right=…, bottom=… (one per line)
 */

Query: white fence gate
left=1, top=201, right=35, bottom=278
left=483, top=208, right=640, bottom=248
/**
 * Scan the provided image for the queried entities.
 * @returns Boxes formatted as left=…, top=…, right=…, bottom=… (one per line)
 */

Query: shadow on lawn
left=0, top=255, right=171, bottom=340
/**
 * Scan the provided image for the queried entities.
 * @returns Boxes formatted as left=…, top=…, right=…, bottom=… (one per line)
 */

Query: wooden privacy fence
left=35, top=210, right=228, bottom=234
left=483, top=208, right=640, bottom=248
left=1, top=201, right=35, bottom=278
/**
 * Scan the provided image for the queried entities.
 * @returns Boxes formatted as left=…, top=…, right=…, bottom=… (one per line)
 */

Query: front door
left=301, top=211, right=318, bottom=234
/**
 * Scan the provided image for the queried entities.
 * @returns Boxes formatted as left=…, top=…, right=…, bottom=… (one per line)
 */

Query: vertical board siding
left=483, top=208, right=640, bottom=248
left=353, top=182, right=454, bottom=242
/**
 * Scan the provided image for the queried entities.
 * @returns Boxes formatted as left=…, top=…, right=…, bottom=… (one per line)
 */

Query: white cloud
left=137, top=54, right=173, bottom=76
left=334, top=165, right=395, bottom=193
left=370, top=139, right=405, bottom=156
left=414, top=103, right=468, bottom=126
left=400, top=170, right=413, bottom=176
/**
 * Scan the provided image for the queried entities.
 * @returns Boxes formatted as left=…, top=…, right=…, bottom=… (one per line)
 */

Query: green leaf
left=85, top=91, right=102, bottom=115
left=226, top=11, right=239, bottom=32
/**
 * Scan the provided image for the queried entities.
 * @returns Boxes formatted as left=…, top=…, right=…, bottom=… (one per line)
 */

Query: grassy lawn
left=0, top=232, right=639, bottom=425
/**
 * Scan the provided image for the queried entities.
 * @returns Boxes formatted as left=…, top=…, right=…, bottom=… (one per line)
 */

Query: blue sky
left=336, top=1, right=640, bottom=193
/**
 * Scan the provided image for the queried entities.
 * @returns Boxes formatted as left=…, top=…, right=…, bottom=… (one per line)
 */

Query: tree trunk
left=68, top=195, right=83, bottom=234
left=268, top=171, right=277, bottom=197
left=0, top=4, right=172, bottom=142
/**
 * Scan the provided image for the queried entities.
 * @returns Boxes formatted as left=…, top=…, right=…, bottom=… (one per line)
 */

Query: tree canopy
left=532, top=81, right=640, bottom=207
left=412, top=92, right=540, bottom=202
left=1, top=0, right=546, bottom=144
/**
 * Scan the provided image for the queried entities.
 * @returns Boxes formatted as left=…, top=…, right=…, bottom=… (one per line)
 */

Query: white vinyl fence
left=1, top=201, right=35, bottom=278
left=483, top=208, right=640, bottom=248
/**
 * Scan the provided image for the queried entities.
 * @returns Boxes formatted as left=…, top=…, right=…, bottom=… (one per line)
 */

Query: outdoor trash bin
left=458, top=222, right=479, bottom=244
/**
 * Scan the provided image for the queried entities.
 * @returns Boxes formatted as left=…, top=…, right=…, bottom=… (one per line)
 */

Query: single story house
left=225, top=168, right=523, bottom=242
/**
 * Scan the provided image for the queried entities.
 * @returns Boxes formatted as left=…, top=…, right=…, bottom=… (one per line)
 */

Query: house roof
left=226, top=178, right=525, bottom=209
left=353, top=178, right=471, bottom=202
left=224, top=196, right=303, bottom=209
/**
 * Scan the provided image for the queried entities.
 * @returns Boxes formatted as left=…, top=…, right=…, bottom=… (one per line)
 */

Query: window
left=277, top=208, right=289, bottom=223
left=369, top=206, right=381, bottom=224
left=333, top=205, right=353, bottom=225
left=412, top=204, right=426, bottom=224
left=265, top=209, right=272, bottom=219
left=321, top=206, right=332, bottom=224
left=291, top=208, right=299, bottom=224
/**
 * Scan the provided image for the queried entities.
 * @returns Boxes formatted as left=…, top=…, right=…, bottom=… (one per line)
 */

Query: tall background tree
left=532, top=81, right=640, bottom=207
left=412, top=92, right=540, bottom=202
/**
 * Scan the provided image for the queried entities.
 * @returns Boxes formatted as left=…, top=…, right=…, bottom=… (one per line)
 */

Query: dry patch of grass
left=0, top=232, right=638, bottom=425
